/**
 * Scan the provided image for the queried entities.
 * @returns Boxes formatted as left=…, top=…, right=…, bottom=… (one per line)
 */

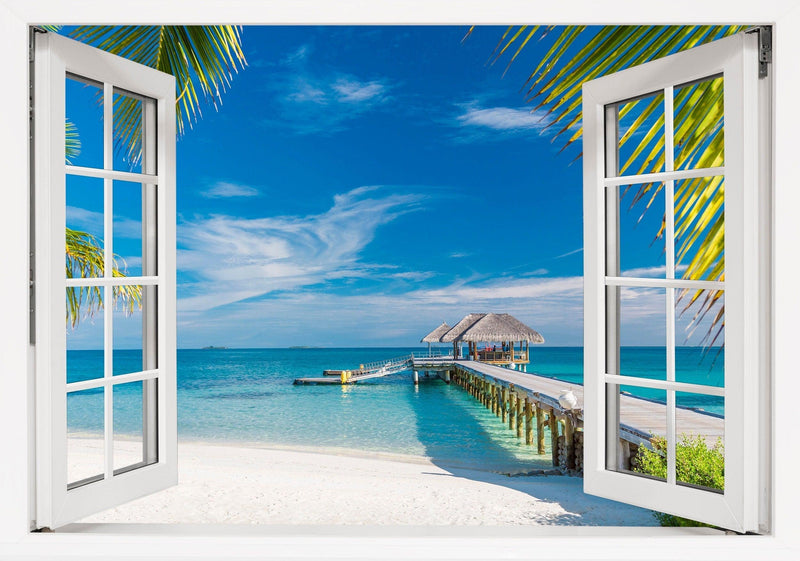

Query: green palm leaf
left=65, top=119, right=81, bottom=164
left=69, top=25, right=247, bottom=161
left=484, top=25, right=744, bottom=348
left=60, top=25, right=246, bottom=326
left=65, top=228, right=142, bottom=328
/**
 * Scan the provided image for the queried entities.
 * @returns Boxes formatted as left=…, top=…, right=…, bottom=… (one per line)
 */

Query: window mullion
left=103, top=82, right=114, bottom=482
left=664, top=86, right=677, bottom=486
left=604, top=103, right=621, bottom=472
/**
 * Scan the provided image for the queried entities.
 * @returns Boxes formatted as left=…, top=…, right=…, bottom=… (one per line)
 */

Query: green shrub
left=633, top=433, right=724, bottom=526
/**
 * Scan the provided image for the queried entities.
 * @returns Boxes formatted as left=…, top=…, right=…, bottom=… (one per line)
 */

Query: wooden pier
left=414, top=358, right=723, bottom=474
left=297, top=353, right=724, bottom=475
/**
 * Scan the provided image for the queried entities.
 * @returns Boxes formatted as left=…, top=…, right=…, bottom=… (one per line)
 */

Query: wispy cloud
left=332, top=78, right=389, bottom=103
left=177, top=186, right=427, bottom=311
left=263, top=45, right=394, bottom=134
left=200, top=182, right=261, bottom=199
left=67, top=206, right=141, bottom=238
left=457, top=105, right=550, bottom=131
left=177, top=273, right=589, bottom=348
left=555, top=247, right=583, bottom=259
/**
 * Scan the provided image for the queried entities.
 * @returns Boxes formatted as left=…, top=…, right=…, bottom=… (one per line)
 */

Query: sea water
left=66, top=347, right=723, bottom=474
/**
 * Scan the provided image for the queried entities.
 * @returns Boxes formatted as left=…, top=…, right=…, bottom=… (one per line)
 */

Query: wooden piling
left=501, top=387, right=508, bottom=423
left=536, top=403, right=546, bottom=455
left=508, top=391, right=515, bottom=431
left=515, top=396, right=523, bottom=439
left=524, top=398, right=533, bottom=445
left=549, top=409, right=559, bottom=466
left=563, top=414, right=575, bottom=471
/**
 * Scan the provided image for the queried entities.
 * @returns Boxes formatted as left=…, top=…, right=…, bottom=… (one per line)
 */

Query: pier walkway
left=430, top=359, right=723, bottom=447
left=297, top=353, right=723, bottom=473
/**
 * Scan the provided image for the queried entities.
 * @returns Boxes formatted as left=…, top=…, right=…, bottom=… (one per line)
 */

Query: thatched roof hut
left=459, top=313, right=544, bottom=344
left=439, top=313, right=486, bottom=342
left=420, top=322, right=451, bottom=343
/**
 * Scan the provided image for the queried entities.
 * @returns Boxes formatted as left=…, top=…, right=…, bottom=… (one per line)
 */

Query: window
left=33, top=31, right=177, bottom=528
left=582, top=31, right=771, bottom=532
left=0, top=1, right=795, bottom=558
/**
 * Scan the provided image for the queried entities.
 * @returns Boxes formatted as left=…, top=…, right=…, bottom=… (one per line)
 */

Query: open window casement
left=33, top=31, right=177, bottom=529
left=583, top=30, right=771, bottom=533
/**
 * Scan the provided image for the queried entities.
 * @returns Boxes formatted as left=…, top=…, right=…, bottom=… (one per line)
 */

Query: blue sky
left=65, top=26, right=707, bottom=349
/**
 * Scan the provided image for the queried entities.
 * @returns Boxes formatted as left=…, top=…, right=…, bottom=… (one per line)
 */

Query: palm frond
left=65, top=228, right=142, bottom=328
left=484, top=25, right=744, bottom=349
left=65, top=119, right=81, bottom=164
left=69, top=25, right=247, bottom=161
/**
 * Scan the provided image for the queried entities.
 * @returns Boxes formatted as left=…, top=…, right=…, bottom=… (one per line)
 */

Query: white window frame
left=33, top=32, right=178, bottom=528
left=582, top=32, right=768, bottom=532
left=0, top=1, right=798, bottom=559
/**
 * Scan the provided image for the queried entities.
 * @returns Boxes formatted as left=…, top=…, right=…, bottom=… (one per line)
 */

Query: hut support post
left=549, top=410, right=559, bottom=466
left=536, top=403, right=546, bottom=455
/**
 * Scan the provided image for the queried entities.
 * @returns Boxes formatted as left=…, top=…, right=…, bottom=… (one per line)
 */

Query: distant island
left=288, top=346, right=321, bottom=349
left=201, top=346, right=228, bottom=350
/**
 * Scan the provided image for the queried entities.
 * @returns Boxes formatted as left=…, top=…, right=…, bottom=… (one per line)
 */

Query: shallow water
left=66, top=346, right=723, bottom=473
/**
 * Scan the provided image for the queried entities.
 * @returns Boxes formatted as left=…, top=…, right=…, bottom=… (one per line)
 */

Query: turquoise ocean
left=67, top=347, right=723, bottom=474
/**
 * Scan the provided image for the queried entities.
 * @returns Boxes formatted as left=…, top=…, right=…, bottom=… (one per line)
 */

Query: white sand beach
left=76, top=440, right=658, bottom=526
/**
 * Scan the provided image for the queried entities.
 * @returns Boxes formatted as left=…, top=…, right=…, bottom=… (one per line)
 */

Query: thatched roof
left=458, top=313, right=545, bottom=344
left=421, top=322, right=451, bottom=343
left=439, top=313, right=486, bottom=342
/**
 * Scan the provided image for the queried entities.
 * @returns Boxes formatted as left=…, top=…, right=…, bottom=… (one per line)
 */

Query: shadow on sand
left=407, top=375, right=652, bottom=526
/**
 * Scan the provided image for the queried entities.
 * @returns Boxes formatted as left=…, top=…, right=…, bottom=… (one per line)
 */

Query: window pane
left=613, top=287, right=667, bottom=380
left=113, top=380, right=158, bottom=474
left=113, top=285, right=155, bottom=376
left=674, top=76, right=724, bottom=171
left=66, top=175, right=104, bottom=279
left=66, top=288, right=104, bottom=383
left=675, top=289, right=724, bottom=387
left=608, top=182, right=666, bottom=278
left=674, top=176, right=724, bottom=281
left=65, top=75, right=103, bottom=170
left=112, top=89, right=143, bottom=174
left=675, top=391, right=725, bottom=492
left=616, top=90, right=666, bottom=177
left=67, top=387, right=104, bottom=489
left=113, top=181, right=146, bottom=277
left=608, top=384, right=667, bottom=481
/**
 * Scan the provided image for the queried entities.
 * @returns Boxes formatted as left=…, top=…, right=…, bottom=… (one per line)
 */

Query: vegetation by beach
left=633, top=433, right=725, bottom=526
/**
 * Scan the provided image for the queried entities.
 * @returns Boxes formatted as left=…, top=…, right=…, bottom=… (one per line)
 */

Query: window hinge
left=746, top=26, right=772, bottom=79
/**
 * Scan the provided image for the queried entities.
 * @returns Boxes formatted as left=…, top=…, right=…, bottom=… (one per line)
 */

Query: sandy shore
left=73, top=439, right=658, bottom=526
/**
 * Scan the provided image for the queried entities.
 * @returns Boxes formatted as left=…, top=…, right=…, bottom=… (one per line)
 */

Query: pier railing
left=411, top=349, right=454, bottom=360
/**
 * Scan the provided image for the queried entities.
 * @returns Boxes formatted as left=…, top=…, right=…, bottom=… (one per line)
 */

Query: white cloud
left=66, top=206, right=141, bottom=239
left=200, top=182, right=261, bottom=199
left=332, top=78, right=388, bottom=103
left=456, top=103, right=552, bottom=132
left=286, top=78, right=327, bottom=104
left=177, top=186, right=427, bottom=311
left=283, top=44, right=311, bottom=65
left=263, top=46, right=394, bottom=134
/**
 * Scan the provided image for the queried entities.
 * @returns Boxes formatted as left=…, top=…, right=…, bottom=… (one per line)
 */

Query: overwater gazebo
left=432, top=313, right=544, bottom=369
left=439, top=313, right=485, bottom=359
left=420, top=322, right=450, bottom=354
left=458, top=313, right=544, bottom=368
